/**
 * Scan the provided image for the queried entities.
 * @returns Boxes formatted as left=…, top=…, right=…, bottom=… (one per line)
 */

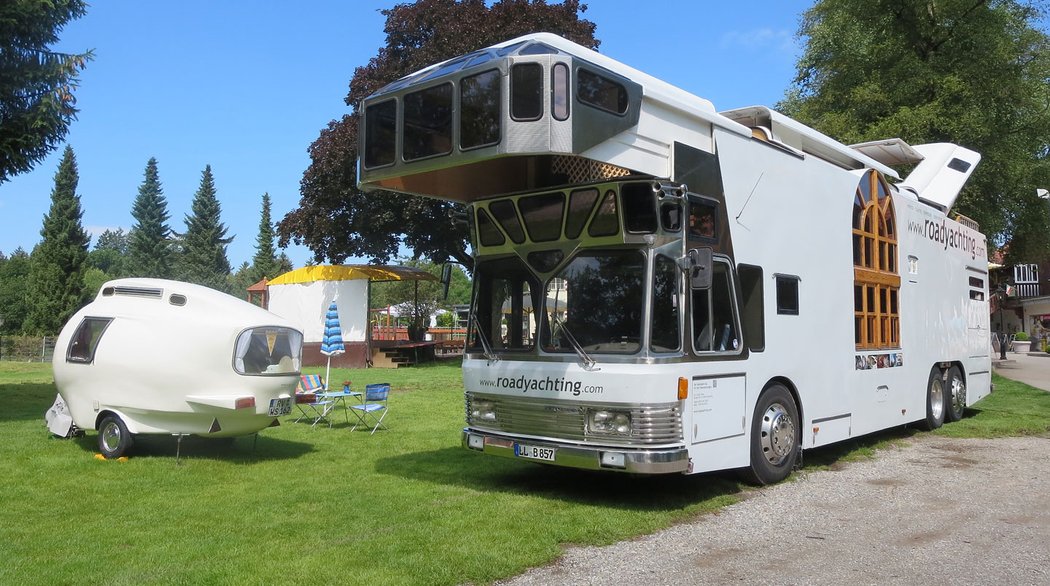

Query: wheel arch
left=763, top=376, right=803, bottom=427
left=94, top=409, right=139, bottom=434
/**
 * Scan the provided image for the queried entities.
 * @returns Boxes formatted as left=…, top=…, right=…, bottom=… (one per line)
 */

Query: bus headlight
left=587, top=409, right=632, bottom=436
left=470, top=400, right=497, bottom=423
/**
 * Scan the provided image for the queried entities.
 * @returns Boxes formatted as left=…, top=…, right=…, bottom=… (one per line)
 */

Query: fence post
left=41, top=336, right=46, bottom=362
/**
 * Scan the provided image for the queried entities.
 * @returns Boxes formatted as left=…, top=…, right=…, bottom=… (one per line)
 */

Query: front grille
left=466, top=392, right=682, bottom=446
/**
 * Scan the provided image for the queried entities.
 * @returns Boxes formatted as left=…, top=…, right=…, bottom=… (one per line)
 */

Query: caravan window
left=234, top=327, right=303, bottom=376
left=66, top=317, right=114, bottom=364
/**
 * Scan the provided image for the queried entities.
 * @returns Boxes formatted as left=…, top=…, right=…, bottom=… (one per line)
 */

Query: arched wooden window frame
left=853, top=170, right=900, bottom=350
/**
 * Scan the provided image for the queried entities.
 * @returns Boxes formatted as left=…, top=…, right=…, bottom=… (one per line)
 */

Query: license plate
left=268, top=397, right=292, bottom=417
left=514, top=443, right=556, bottom=462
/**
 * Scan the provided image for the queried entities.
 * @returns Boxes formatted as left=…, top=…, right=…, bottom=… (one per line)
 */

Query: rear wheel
left=742, top=384, right=799, bottom=485
left=945, top=366, right=966, bottom=422
left=918, top=367, right=946, bottom=431
left=98, top=414, right=133, bottom=459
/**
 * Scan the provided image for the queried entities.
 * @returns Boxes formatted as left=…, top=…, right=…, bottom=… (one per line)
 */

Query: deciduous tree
left=25, top=145, right=89, bottom=334
left=0, top=0, right=93, bottom=182
left=278, top=0, right=598, bottom=270
left=781, top=0, right=1050, bottom=260
left=0, top=247, right=31, bottom=333
left=88, top=227, right=128, bottom=276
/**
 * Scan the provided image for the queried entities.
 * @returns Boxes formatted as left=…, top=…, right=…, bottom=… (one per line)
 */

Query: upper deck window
left=622, top=182, right=657, bottom=233
left=552, top=63, right=570, bottom=121
left=519, top=192, right=565, bottom=242
left=363, top=99, right=397, bottom=169
left=687, top=200, right=718, bottom=242
left=476, top=208, right=506, bottom=247
left=588, top=190, right=620, bottom=237
left=577, top=69, right=628, bottom=115
left=403, top=83, right=453, bottom=161
left=565, top=187, right=599, bottom=239
left=489, top=199, right=525, bottom=244
left=511, top=63, right=543, bottom=121
left=460, top=69, right=501, bottom=150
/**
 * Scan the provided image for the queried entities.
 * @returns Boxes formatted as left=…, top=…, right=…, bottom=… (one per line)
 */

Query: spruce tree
left=178, top=165, right=232, bottom=292
left=25, top=145, right=89, bottom=334
left=126, top=157, right=173, bottom=278
left=248, top=192, right=282, bottom=283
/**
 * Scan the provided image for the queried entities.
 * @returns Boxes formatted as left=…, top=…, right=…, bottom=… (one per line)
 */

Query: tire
left=945, top=365, right=966, bottom=423
left=741, top=384, right=800, bottom=485
left=918, top=367, right=946, bottom=431
left=98, top=414, right=133, bottom=459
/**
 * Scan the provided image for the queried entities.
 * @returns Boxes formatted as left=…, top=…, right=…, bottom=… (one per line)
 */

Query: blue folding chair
left=350, top=383, right=390, bottom=434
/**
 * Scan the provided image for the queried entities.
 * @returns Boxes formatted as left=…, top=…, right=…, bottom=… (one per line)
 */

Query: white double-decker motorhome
left=358, top=33, right=991, bottom=483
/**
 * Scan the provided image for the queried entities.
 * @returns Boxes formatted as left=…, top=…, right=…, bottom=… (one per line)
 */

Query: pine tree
left=248, top=192, right=282, bottom=282
left=126, top=157, right=173, bottom=278
left=177, top=165, right=232, bottom=292
left=25, top=145, right=90, bottom=334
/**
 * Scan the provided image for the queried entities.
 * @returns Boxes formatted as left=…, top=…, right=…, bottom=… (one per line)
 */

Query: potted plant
left=1013, top=331, right=1031, bottom=353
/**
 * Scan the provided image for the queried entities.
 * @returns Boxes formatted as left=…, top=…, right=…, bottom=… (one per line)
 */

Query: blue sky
left=0, top=0, right=814, bottom=268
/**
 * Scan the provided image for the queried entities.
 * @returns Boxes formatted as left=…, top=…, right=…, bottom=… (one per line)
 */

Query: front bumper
left=462, top=429, right=689, bottom=474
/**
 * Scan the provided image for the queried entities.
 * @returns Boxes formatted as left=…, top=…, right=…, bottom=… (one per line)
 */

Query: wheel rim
left=760, top=402, right=796, bottom=466
left=100, top=421, right=121, bottom=453
left=950, top=375, right=966, bottom=415
left=930, top=377, right=945, bottom=420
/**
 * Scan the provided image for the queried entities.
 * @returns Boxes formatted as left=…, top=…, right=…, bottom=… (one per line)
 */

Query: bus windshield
left=544, top=250, right=645, bottom=354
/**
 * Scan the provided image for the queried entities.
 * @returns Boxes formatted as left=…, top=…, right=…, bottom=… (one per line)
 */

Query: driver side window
left=691, top=261, right=739, bottom=353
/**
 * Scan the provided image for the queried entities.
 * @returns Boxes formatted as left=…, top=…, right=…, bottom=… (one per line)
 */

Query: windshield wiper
left=553, top=314, right=598, bottom=371
left=470, top=312, right=500, bottom=363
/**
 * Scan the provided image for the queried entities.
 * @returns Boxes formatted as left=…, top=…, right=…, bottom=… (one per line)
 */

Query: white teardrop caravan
left=51, top=278, right=303, bottom=458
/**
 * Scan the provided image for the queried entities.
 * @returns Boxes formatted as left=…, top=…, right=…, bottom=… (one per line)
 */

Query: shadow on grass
left=376, top=421, right=957, bottom=510
left=376, top=447, right=743, bottom=512
left=66, top=430, right=316, bottom=463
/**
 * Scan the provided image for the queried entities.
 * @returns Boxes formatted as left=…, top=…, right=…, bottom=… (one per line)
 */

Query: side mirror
left=684, top=248, right=713, bottom=289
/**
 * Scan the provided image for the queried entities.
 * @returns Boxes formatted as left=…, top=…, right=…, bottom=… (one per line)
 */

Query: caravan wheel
left=945, top=366, right=966, bottom=422
left=741, top=384, right=799, bottom=485
left=918, top=367, right=946, bottom=431
left=98, top=414, right=133, bottom=459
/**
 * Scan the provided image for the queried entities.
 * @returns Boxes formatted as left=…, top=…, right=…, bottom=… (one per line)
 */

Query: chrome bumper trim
left=462, top=429, right=689, bottom=474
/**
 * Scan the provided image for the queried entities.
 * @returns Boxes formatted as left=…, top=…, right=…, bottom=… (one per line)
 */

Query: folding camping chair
left=294, top=374, right=335, bottom=427
left=349, top=383, right=390, bottom=434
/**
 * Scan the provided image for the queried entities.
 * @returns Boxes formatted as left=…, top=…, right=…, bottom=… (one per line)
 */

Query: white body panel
left=52, top=279, right=302, bottom=437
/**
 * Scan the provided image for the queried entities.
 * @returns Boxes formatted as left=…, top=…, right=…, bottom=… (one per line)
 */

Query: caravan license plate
left=268, top=398, right=292, bottom=417
left=514, top=443, right=556, bottom=462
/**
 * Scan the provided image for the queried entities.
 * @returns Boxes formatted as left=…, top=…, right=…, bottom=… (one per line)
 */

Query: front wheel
left=945, top=366, right=966, bottom=422
left=741, top=384, right=800, bottom=485
left=98, top=414, right=133, bottom=459
left=918, top=367, right=946, bottom=431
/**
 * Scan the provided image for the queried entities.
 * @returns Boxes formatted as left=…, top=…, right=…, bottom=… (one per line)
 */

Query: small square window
left=775, top=275, right=800, bottom=315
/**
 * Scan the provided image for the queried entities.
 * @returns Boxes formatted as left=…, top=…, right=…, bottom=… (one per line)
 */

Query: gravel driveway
left=498, top=434, right=1050, bottom=585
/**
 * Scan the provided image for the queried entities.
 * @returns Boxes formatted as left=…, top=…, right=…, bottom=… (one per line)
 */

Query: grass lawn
left=2, top=362, right=1048, bottom=585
